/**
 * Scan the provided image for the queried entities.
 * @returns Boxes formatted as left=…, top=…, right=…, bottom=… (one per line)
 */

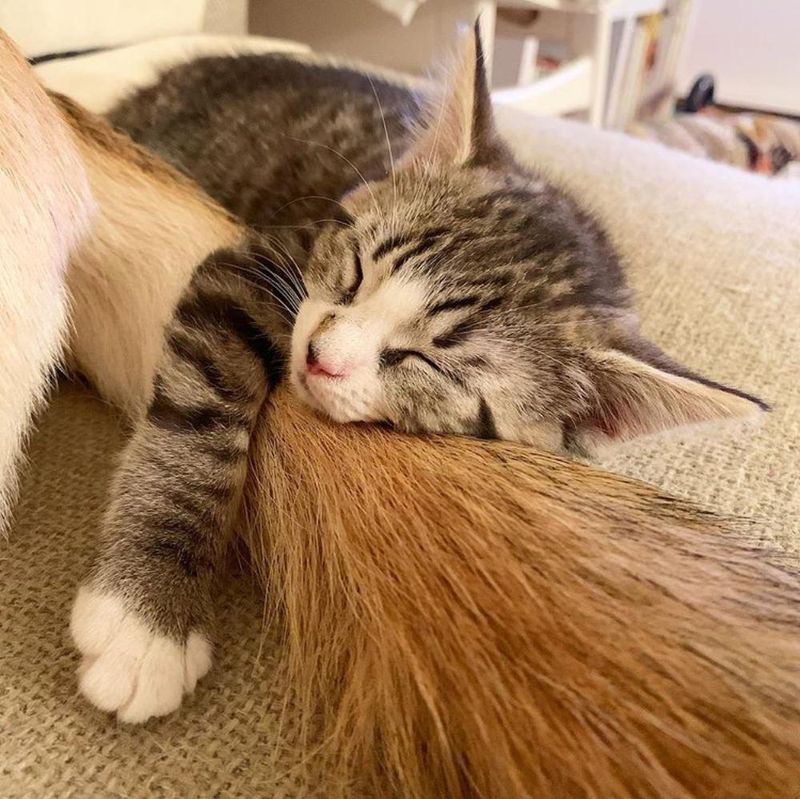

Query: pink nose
left=306, top=342, right=346, bottom=378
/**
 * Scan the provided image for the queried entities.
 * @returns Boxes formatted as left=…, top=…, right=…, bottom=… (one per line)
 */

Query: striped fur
left=81, top=250, right=284, bottom=643
left=110, top=29, right=765, bottom=452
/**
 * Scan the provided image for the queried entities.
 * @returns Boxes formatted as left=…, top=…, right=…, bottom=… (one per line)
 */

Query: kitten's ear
left=406, top=22, right=502, bottom=167
left=569, top=346, right=767, bottom=453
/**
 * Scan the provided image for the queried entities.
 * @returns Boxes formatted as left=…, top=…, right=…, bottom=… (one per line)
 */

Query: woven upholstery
left=2, top=53, right=798, bottom=797
left=0, top=389, right=328, bottom=796
left=494, top=108, right=800, bottom=549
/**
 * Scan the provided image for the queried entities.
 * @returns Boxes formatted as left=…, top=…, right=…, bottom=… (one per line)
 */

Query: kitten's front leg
left=70, top=253, right=282, bottom=723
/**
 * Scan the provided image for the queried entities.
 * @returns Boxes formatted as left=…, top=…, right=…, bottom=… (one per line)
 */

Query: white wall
left=677, top=0, right=800, bottom=114
left=0, top=0, right=208, bottom=57
left=249, top=0, right=482, bottom=75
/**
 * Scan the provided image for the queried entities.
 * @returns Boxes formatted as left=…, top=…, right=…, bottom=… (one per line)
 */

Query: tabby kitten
left=72, top=30, right=763, bottom=723
left=110, top=31, right=764, bottom=450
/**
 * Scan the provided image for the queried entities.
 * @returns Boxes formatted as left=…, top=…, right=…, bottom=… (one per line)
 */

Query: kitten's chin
left=290, top=370, right=326, bottom=416
left=292, top=370, right=384, bottom=425
left=312, top=391, right=380, bottom=425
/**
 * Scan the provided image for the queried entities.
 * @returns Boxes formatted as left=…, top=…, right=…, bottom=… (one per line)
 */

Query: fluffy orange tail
left=245, top=387, right=800, bottom=798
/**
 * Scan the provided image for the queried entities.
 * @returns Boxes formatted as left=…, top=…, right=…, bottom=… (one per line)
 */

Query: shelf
left=493, top=55, right=592, bottom=116
left=503, top=0, right=667, bottom=17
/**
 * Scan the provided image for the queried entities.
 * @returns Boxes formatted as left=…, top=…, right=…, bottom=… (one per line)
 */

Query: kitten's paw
left=70, top=586, right=212, bottom=723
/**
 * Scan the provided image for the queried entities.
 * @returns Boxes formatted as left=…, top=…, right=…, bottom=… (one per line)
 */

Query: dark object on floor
left=680, top=73, right=716, bottom=113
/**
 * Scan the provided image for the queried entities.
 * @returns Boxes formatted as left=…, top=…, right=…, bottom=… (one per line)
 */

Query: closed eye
left=339, top=248, right=363, bottom=304
left=381, top=348, right=444, bottom=374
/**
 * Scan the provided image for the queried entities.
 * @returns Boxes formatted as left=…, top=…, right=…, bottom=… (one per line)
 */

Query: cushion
left=499, top=106, right=800, bottom=548
left=35, top=34, right=311, bottom=114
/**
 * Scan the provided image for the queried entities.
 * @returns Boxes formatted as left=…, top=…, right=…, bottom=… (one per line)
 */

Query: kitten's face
left=291, top=164, right=606, bottom=449
left=290, top=28, right=763, bottom=450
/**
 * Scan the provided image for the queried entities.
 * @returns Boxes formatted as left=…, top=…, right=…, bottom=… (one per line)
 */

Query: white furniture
left=249, top=0, right=691, bottom=129
left=491, top=0, right=693, bottom=128
left=0, top=0, right=693, bottom=129
left=676, top=0, right=800, bottom=116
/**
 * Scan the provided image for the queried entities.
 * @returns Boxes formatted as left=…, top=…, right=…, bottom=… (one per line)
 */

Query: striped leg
left=70, top=248, right=284, bottom=723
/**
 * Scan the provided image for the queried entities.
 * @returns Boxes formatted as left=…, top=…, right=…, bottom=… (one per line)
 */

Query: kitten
left=110, top=30, right=764, bottom=451
left=68, top=30, right=763, bottom=723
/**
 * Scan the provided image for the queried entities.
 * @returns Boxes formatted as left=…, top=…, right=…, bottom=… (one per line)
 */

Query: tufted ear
left=405, top=22, right=503, bottom=167
left=568, top=345, right=768, bottom=453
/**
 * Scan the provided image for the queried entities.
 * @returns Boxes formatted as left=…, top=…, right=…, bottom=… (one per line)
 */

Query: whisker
left=234, top=246, right=307, bottom=305
left=282, top=136, right=380, bottom=215
left=217, top=260, right=302, bottom=322
left=254, top=217, right=355, bottom=232
left=367, top=75, right=398, bottom=235
left=225, top=258, right=302, bottom=308
left=245, top=238, right=308, bottom=304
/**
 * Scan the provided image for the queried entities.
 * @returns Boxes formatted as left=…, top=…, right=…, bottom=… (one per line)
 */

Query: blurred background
left=2, top=0, right=799, bottom=177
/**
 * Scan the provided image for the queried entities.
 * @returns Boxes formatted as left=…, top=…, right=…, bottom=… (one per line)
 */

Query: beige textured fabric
left=501, top=108, right=800, bottom=550
left=0, top=389, right=322, bottom=797
left=2, top=65, right=799, bottom=797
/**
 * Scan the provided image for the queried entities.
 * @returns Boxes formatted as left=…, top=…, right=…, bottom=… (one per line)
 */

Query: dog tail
left=245, top=386, right=800, bottom=798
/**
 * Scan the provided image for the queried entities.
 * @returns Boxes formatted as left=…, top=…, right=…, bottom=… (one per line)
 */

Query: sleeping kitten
left=70, top=30, right=764, bottom=723
left=110, top=31, right=764, bottom=451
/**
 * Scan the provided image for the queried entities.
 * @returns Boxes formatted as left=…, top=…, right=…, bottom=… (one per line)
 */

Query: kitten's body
left=110, top=53, right=623, bottom=332
left=109, top=49, right=762, bottom=448
left=111, top=55, right=419, bottom=234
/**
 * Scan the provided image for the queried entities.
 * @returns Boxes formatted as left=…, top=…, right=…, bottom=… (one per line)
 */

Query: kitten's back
left=110, top=54, right=421, bottom=229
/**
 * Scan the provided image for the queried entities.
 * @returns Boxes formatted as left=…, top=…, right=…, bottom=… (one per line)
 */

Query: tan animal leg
left=0, top=31, right=94, bottom=531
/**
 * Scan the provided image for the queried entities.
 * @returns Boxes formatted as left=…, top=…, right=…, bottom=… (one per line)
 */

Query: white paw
left=70, top=586, right=212, bottom=723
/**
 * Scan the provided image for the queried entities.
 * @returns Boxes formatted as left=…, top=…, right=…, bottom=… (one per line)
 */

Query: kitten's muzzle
left=306, top=341, right=347, bottom=379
